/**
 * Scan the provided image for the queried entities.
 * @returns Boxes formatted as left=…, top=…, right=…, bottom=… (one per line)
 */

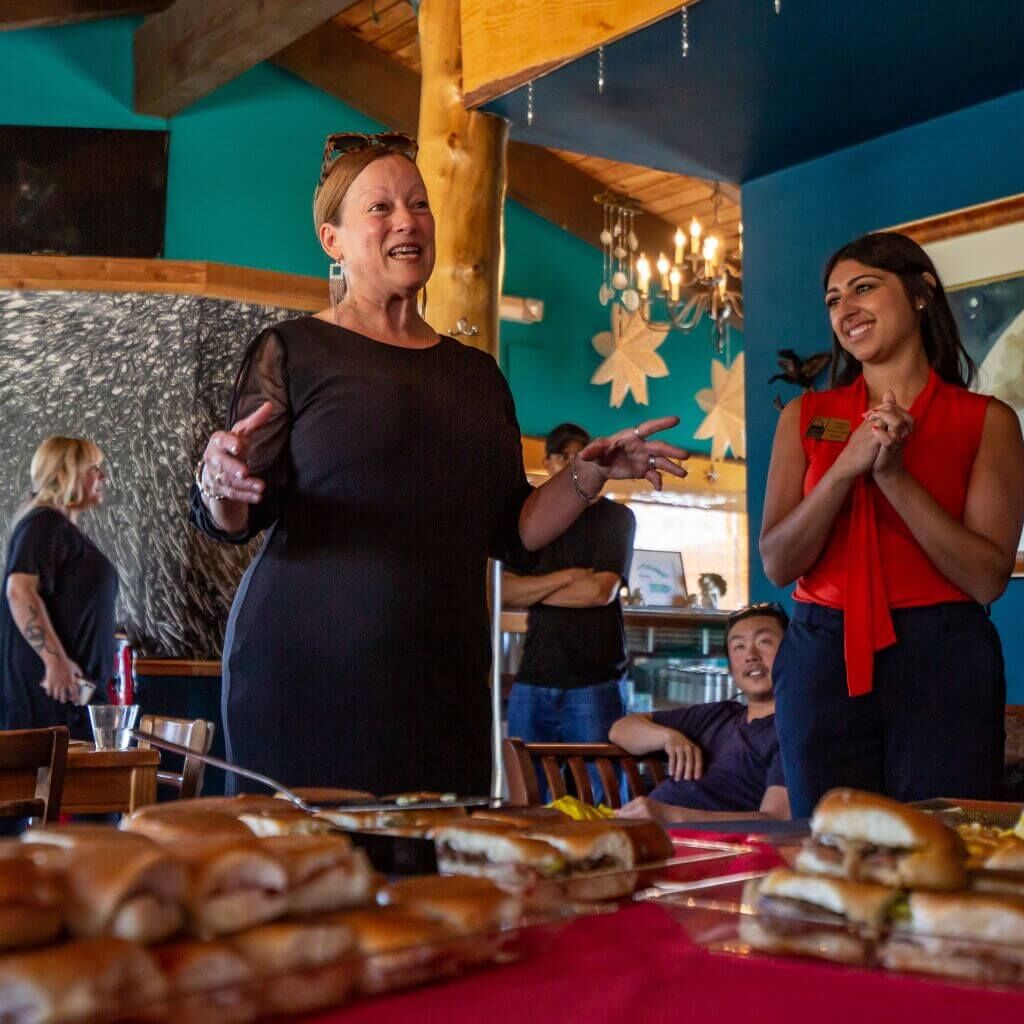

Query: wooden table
left=0, top=745, right=161, bottom=815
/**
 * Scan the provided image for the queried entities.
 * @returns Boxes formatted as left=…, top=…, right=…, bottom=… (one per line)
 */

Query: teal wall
left=741, top=87, right=1024, bottom=701
left=0, top=17, right=738, bottom=452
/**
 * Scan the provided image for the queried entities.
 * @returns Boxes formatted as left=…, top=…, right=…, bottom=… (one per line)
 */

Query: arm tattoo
left=24, top=600, right=57, bottom=657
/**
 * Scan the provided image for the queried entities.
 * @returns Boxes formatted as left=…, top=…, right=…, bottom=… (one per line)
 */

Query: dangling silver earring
left=329, top=259, right=347, bottom=308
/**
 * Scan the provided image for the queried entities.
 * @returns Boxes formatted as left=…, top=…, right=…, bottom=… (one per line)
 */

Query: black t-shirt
left=514, top=498, right=635, bottom=689
left=647, top=701, right=785, bottom=812
left=0, top=507, right=118, bottom=732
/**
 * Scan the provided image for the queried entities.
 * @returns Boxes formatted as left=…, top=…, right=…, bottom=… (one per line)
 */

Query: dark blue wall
left=742, top=87, right=1024, bottom=701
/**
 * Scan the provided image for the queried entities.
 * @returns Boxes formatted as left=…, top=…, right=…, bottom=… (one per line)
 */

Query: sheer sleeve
left=189, top=327, right=291, bottom=544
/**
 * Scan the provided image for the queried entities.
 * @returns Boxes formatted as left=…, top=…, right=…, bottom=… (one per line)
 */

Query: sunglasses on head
left=727, top=602, right=789, bottom=628
left=317, top=132, right=419, bottom=190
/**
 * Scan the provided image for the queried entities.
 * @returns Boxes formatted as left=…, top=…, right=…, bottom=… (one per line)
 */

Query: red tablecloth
left=302, top=832, right=1024, bottom=1023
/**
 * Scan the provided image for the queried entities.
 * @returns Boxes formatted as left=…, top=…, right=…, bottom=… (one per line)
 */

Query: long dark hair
left=823, top=231, right=976, bottom=389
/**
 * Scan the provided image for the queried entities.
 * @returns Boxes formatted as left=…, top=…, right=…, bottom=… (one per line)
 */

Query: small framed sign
left=628, top=549, right=687, bottom=606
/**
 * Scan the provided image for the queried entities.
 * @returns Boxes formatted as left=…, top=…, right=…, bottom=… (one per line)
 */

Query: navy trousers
left=773, top=601, right=1006, bottom=819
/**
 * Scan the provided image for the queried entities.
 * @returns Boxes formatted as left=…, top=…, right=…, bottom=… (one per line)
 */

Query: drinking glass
left=87, top=704, right=140, bottom=751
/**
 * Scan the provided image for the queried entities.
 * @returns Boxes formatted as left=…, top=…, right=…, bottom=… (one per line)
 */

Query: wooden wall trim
left=0, top=255, right=327, bottom=311
left=898, top=193, right=1024, bottom=245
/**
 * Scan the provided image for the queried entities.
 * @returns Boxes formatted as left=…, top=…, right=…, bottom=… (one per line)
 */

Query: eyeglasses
left=317, top=132, right=419, bottom=190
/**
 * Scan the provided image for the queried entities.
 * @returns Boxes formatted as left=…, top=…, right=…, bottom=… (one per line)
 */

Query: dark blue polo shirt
left=647, top=701, right=785, bottom=812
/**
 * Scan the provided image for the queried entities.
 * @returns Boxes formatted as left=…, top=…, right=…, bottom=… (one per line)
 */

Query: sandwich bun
left=758, top=868, right=901, bottom=926
left=469, top=807, right=566, bottom=828
left=986, top=837, right=1024, bottom=871
left=154, top=940, right=257, bottom=1024
left=236, top=809, right=332, bottom=838
left=122, top=810, right=255, bottom=848
left=230, top=919, right=357, bottom=1014
left=275, top=787, right=374, bottom=805
left=431, top=822, right=566, bottom=885
left=0, top=857, right=64, bottom=953
left=378, top=875, right=522, bottom=934
left=261, top=834, right=378, bottom=913
left=0, top=938, right=166, bottom=1023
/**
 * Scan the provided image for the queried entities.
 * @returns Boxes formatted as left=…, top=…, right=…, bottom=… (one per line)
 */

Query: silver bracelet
left=194, top=459, right=225, bottom=502
left=568, top=453, right=600, bottom=504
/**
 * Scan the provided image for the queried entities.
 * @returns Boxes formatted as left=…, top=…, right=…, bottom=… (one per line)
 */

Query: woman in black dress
left=190, top=132, right=687, bottom=795
left=1, top=437, right=117, bottom=737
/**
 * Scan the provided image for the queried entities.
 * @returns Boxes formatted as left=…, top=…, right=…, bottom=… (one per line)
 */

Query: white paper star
left=694, top=353, right=746, bottom=460
left=590, top=306, right=670, bottom=407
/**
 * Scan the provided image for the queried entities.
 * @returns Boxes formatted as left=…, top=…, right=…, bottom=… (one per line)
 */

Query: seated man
left=612, top=603, right=791, bottom=824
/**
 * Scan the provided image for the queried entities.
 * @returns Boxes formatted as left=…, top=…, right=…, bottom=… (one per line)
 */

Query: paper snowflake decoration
left=694, top=353, right=746, bottom=460
left=590, top=306, right=670, bottom=407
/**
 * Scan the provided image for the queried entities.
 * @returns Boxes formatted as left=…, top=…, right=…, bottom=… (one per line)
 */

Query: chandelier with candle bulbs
left=595, top=183, right=743, bottom=353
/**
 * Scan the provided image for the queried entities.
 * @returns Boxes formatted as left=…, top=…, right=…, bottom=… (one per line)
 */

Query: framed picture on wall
left=899, top=194, right=1024, bottom=576
left=628, top=549, right=688, bottom=606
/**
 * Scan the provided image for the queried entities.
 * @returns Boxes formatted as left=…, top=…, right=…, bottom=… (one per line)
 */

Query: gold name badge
left=805, top=416, right=852, bottom=443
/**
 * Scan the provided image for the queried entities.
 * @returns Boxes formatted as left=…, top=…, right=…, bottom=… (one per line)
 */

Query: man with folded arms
left=612, top=603, right=791, bottom=824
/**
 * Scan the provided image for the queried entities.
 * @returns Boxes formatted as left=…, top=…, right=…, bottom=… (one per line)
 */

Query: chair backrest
left=502, top=738, right=665, bottom=809
left=0, top=726, right=69, bottom=823
left=137, top=715, right=215, bottom=800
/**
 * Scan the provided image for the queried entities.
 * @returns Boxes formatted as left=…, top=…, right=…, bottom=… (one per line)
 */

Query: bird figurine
left=769, top=348, right=832, bottom=388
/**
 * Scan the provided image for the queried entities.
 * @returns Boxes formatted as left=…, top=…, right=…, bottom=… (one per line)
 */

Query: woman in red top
left=761, top=232, right=1024, bottom=818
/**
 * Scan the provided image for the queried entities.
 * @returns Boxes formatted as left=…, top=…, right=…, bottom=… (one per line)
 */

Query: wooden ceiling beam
left=134, top=0, right=364, bottom=117
left=461, top=0, right=695, bottom=108
left=273, top=20, right=681, bottom=254
left=0, top=0, right=166, bottom=29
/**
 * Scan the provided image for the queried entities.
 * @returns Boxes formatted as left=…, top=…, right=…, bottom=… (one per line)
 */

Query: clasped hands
left=839, top=389, right=914, bottom=481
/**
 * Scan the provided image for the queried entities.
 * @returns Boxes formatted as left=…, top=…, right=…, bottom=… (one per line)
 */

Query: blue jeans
left=507, top=679, right=627, bottom=803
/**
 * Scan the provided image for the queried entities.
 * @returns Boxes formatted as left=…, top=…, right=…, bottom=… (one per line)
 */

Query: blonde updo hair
left=13, top=437, right=104, bottom=526
left=313, top=147, right=419, bottom=306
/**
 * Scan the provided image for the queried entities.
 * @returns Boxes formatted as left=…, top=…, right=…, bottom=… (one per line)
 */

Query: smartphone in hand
left=75, top=678, right=97, bottom=706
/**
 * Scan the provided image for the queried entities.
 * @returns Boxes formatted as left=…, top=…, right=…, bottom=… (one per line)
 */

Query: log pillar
left=417, top=0, right=508, bottom=357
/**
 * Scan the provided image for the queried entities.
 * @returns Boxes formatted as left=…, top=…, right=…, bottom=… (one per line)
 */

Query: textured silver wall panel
left=0, top=289, right=299, bottom=659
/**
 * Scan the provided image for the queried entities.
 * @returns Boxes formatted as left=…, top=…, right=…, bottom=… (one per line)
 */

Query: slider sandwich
left=20, top=834, right=188, bottom=945
left=431, top=821, right=565, bottom=888
left=152, top=940, right=258, bottom=1024
left=520, top=821, right=639, bottom=900
left=880, top=891, right=1024, bottom=984
left=122, top=809, right=256, bottom=849
left=236, top=807, right=333, bottom=838
left=230, top=919, right=357, bottom=1015
left=796, top=788, right=966, bottom=890
left=261, top=834, right=378, bottom=913
left=470, top=807, right=567, bottom=828
left=315, top=806, right=466, bottom=834
left=0, top=856, right=64, bottom=953
left=740, top=869, right=901, bottom=965
left=331, top=907, right=462, bottom=995
left=378, top=874, right=523, bottom=935
left=276, top=787, right=375, bottom=805
left=0, top=937, right=166, bottom=1024
left=128, top=795, right=289, bottom=819
left=969, top=837, right=1024, bottom=898
left=171, top=838, right=290, bottom=939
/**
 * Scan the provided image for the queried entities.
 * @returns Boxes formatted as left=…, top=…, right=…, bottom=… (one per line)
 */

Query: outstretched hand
left=200, top=401, right=276, bottom=504
left=578, top=416, right=689, bottom=491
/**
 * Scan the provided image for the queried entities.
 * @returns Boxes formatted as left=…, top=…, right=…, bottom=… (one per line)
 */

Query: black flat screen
left=0, top=125, right=169, bottom=258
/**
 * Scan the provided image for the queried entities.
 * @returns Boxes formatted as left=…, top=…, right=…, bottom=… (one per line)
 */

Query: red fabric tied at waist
left=844, top=476, right=896, bottom=696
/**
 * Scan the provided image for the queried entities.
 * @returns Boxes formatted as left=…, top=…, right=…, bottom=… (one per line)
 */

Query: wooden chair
left=0, top=726, right=69, bottom=824
left=502, top=738, right=666, bottom=809
left=137, top=715, right=216, bottom=800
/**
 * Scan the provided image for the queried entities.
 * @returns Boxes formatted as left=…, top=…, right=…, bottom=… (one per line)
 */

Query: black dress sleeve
left=487, top=364, right=537, bottom=573
left=6, top=509, right=74, bottom=595
left=189, top=327, right=291, bottom=544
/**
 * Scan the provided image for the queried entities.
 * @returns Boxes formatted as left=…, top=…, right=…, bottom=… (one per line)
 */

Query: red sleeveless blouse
left=794, top=369, right=990, bottom=696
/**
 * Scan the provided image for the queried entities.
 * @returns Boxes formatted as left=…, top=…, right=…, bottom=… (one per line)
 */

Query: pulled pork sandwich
left=796, top=789, right=966, bottom=890
left=880, top=891, right=1024, bottom=984
left=430, top=821, right=565, bottom=888
left=740, top=868, right=901, bottom=965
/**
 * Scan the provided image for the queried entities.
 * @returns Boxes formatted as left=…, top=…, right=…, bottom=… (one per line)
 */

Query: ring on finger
left=634, top=425, right=643, bottom=439
left=648, top=455, right=657, bottom=471
left=214, top=470, right=225, bottom=486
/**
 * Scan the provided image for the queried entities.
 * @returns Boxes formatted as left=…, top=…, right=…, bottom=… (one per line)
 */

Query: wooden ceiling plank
left=134, top=0, right=365, bottom=117
left=0, top=0, right=168, bottom=28
left=461, top=0, right=696, bottom=108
